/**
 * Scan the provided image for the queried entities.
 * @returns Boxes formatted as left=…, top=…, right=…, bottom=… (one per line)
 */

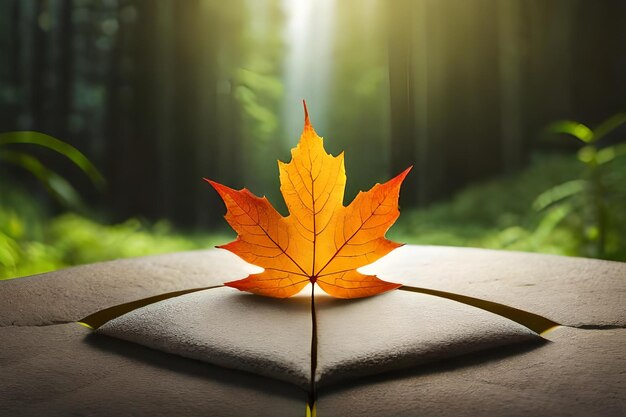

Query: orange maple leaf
left=205, top=102, right=411, bottom=299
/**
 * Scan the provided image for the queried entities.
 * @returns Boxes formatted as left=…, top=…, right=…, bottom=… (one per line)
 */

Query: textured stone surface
left=315, top=290, right=539, bottom=387
left=0, top=324, right=305, bottom=417
left=1, top=246, right=624, bottom=416
left=98, top=287, right=539, bottom=389
left=316, top=326, right=626, bottom=417
left=0, top=249, right=258, bottom=326
left=362, top=245, right=626, bottom=327
left=2, top=246, right=623, bottom=328
left=98, top=288, right=313, bottom=389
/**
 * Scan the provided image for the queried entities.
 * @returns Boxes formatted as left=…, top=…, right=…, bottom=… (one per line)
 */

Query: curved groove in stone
left=87, top=283, right=558, bottom=395
left=78, top=285, right=223, bottom=329
left=399, top=285, right=560, bottom=335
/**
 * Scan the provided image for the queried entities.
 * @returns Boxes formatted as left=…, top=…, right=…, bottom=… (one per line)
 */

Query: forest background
left=1, top=0, right=625, bottom=279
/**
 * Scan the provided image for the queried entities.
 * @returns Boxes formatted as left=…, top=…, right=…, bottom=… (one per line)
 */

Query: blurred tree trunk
left=441, top=0, right=502, bottom=191
left=387, top=0, right=418, bottom=206
left=105, top=1, right=142, bottom=221
left=387, top=0, right=503, bottom=206
left=526, top=0, right=576, bottom=148
left=105, top=0, right=243, bottom=227
left=0, top=0, right=21, bottom=131
left=106, top=1, right=170, bottom=222
left=498, top=0, right=530, bottom=172
left=169, top=0, right=220, bottom=227
left=328, top=0, right=390, bottom=203
left=101, top=5, right=127, bottom=218
left=29, top=0, right=46, bottom=130
left=46, top=0, right=73, bottom=140
left=54, top=0, right=73, bottom=138
left=153, top=0, right=175, bottom=219
left=571, top=0, right=626, bottom=127
left=129, top=0, right=161, bottom=220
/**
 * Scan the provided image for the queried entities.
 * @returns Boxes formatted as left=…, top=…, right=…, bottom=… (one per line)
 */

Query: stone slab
left=362, top=245, right=626, bottom=327
left=0, top=249, right=259, bottom=326
left=315, top=290, right=539, bottom=386
left=98, top=287, right=313, bottom=389
left=2, top=246, right=623, bottom=328
left=316, top=326, right=626, bottom=417
left=0, top=323, right=305, bottom=417
left=1, top=246, right=624, bottom=416
left=97, top=286, right=539, bottom=389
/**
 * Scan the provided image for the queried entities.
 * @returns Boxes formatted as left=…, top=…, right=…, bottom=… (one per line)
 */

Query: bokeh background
left=1, top=0, right=626, bottom=279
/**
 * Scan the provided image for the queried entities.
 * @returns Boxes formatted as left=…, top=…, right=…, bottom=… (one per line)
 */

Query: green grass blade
left=0, top=131, right=105, bottom=189
left=532, top=179, right=586, bottom=211
left=593, top=113, right=626, bottom=142
left=0, top=150, right=84, bottom=209
left=545, top=120, right=594, bottom=143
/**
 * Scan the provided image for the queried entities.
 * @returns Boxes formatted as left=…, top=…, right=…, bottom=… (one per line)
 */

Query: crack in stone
left=4, top=321, right=624, bottom=331
left=398, top=285, right=560, bottom=335
left=78, top=285, right=224, bottom=329
left=2, top=320, right=75, bottom=327
left=567, top=324, right=626, bottom=330
left=397, top=286, right=626, bottom=333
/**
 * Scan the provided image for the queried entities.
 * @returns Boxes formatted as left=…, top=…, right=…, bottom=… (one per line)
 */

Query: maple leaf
left=205, top=102, right=411, bottom=299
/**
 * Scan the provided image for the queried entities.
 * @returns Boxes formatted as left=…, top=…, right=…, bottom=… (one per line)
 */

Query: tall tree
left=387, top=0, right=419, bottom=206
left=105, top=0, right=244, bottom=227
left=0, top=0, right=21, bottom=132
left=388, top=0, right=504, bottom=206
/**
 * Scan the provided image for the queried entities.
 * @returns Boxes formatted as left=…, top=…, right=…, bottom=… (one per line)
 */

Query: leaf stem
left=308, top=284, right=318, bottom=407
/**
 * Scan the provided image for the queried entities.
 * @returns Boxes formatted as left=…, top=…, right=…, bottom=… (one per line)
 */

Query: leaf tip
left=303, top=99, right=312, bottom=130
left=203, top=177, right=219, bottom=189
left=204, top=178, right=235, bottom=198
left=224, top=278, right=249, bottom=292
left=390, top=166, right=413, bottom=187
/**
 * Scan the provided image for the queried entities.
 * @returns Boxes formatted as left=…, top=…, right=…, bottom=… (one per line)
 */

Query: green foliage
left=0, top=186, right=231, bottom=279
left=390, top=115, right=626, bottom=261
left=536, top=114, right=626, bottom=258
left=0, top=131, right=111, bottom=277
left=391, top=152, right=626, bottom=260
left=0, top=131, right=105, bottom=209
left=2, top=151, right=625, bottom=280
left=46, top=215, right=207, bottom=266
